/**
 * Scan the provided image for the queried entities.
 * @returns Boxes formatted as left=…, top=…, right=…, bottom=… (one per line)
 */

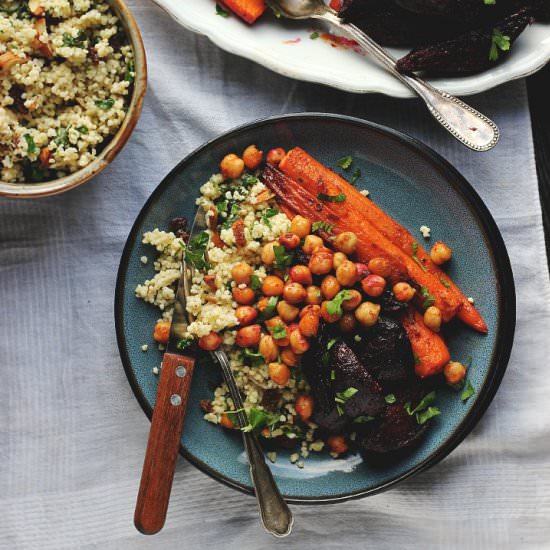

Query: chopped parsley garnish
left=258, top=296, right=278, bottom=321
left=350, top=167, right=361, bottom=185
left=413, top=353, right=422, bottom=365
left=420, top=286, right=436, bottom=309
left=440, top=278, right=451, bottom=288
left=335, top=387, right=358, bottom=415
left=124, top=59, right=135, bottom=83
left=317, top=192, right=346, bottom=203
left=327, top=338, right=338, bottom=351
left=62, top=30, right=87, bottom=48
left=23, top=134, right=39, bottom=155
left=54, top=125, right=71, bottom=147
left=309, top=31, right=319, bottom=39
left=489, top=29, right=510, bottom=61
left=184, top=230, right=210, bottom=270
left=330, top=369, right=336, bottom=380
left=273, top=245, right=292, bottom=269
left=176, top=338, right=193, bottom=350
left=484, top=0, right=496, bottom=4
left=215, top=3, right=230, bottom=17
left=271, top=322, right=287, bottom=340
left=95, top=98, right=115, bottom=110
left=221, top=203, right=241, bottom=229
left=411, top=242, right=427, bottom=272
left=326, top=289, right=352, bottom=316
left=241, top=173, right=258, bottom=186
left=241, top=407, right=280, bottom=433
left=405, top=391, right=440, bottom=425
left=250, top=274, right=262, bottom=291
left=261, top=207, right=279, bottom=228
left=461, top=380, right=476, bottom=402
left=353, top=415, right=375, bottom=424
left=384, top=394, right=397, bottom=404
left=215, top=200, right=228, bottom=214
left=312, top=220, right=334, bottom=234
left=76, top=126, right=88, bottom=134
left=337, top=155, right=353, bottom=170
left=243, top=347, right=264, bottom=367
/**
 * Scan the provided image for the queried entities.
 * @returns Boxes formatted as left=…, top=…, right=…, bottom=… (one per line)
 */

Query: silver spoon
left=267, top=0, right=499, bottom=151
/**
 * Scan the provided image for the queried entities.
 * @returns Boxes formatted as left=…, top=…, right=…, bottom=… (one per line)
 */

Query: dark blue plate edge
left=114, top=113, right=516, bottom=505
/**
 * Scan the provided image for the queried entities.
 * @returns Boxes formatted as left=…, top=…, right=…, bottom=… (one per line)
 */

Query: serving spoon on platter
left=266, top=0, right=500, bottom=152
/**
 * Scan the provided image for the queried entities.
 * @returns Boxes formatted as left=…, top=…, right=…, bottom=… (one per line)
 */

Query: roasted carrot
left=279, top=147, right=487, bottom=333
left=401, top=307, right=451, bottom=378
left=219, top=0, right=266, bottom=23
left=262, top=165, right=461, bottom=321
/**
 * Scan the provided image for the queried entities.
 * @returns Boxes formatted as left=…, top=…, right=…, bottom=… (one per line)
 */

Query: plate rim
left=115, top=112, right=516, bottom=504
left=150, top=0, right=550, bottom=98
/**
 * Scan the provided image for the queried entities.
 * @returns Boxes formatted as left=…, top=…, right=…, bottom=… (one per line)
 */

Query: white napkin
left=1, top=1, right=549, bottom=548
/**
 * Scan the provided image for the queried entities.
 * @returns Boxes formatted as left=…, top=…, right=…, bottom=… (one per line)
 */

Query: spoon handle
left=325, top=16, right=499, bottom=151
left=212, top=349, right=293, bottom=538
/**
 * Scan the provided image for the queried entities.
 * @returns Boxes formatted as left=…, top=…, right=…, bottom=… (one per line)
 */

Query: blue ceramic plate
left=115, top=114, right=515, bottom=503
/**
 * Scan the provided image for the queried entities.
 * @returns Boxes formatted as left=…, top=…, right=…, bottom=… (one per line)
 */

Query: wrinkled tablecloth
left=1, top=1, right=550, bottom=548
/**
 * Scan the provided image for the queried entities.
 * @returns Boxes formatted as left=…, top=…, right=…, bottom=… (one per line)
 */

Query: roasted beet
left=376, top=289, right=409, bottom=316
left=353, top=316, right=415, bottom=385
left=396, top=9, right=533, bottom=74
left=169, top=216, right=190, bottom=241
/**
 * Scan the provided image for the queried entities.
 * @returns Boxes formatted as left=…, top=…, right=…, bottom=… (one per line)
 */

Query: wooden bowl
left=0, top=0, right=147, bottom=198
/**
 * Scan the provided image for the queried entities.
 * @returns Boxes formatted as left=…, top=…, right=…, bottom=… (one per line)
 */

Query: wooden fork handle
left=134, top=353, right=195, bottom=535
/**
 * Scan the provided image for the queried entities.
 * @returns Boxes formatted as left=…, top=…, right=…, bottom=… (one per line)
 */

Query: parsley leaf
left=258, top=296, right=278, bottom=321
left=184, top=230, right=210, bottom=270
left=405, top=391, right=437, bottom=415
left=176, top=338, right=193, bottom=350
left=317, top=192, right=346, bottom=203
left=384, top=394, right=397, bottom=404
left=326, top=289, right=352, bottom=316
left=124, top=59, right=135, bottom=83
left=273, top=245, right=292, bottom=269
left=416, top=406, right=441, bottom=425
left=353, top=415, right=375, bottom=424
left=350, top=167, right=361, bottom=185
left=76, top=126, right=88, bottom=134
left=23, top=134, right=39, bottom=155
left=62, top=30, right=87, bottom=48
left=261, top=207, right=279, bottom=228
left=309, top=31, right=319, bottom=39
left=327, top=338, right=338, bottom=350
left=337, top=155, right=353, bottom=170
left=411, top=241, right=427, bottom=272
left=461, top=380, right=475, bottom=402
left=54, top=125, right=71, bottom=147
left=420, top=286, right=436, bottom=309
left=243, top=347, right=264, bottom=367
left=95, top=98, right=115, bottom=110
left=312, top=221, right=334, bottom=234
left=489, top=29, right=510, bottom=61
left=335, top=387, right=358, bottom=414
left=215, top=3, right=230, bottom=17
left=250, top=274, right=262, bottom=291
left=241, top=407, right=280, bottom=433
left=440, top=278, right=451, bottom=288
left=271, top=322, right=287, bottom=340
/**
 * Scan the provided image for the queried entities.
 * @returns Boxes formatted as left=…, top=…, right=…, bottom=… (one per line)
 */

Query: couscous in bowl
left=0, top=0, right=146, bottom=198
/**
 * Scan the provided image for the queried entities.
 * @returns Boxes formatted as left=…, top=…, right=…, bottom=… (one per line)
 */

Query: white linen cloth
left=1, top=1, right=550, bottom=548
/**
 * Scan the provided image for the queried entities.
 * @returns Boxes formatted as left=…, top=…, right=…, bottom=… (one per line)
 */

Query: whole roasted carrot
left=262, top=165, right=461, bottom=321
left=401, top=307, right=451, bottom=378
left=279, top=147, right=487, bottom=333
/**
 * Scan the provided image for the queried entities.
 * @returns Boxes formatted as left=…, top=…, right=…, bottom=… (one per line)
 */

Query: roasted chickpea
left=333, top=251, right=347, bottom=269
left=283, top=281, right=307, bottom=304
left=305, top=285, right=323, bottom=305
left=336, top=260, right=358, bottom=287
left=242, top=144, right=263, bottom=170
left=423, top=306, right=442, bottom=332
left=361, top=274, right=386, bottom=297
left=303, top=234, right=323, bottom=255
left=265, top=316, right=289, bottom=346
left=231, top=262, right=253, bottom=285
left=198, top=332, right=222, bottom=351
left=299, top=312, right=320, bottom=338
left=281, top=348, right=300, bottom=367
left=256, top=296, right=271, bottom=313
left=236, top=324, right=261, bottom=347
left=268, top=362, right=291, bottom=385
left=233, top=286, right=255, bottom=305
left=290, top=215, right=312, bottom=238
left=430, top=241, right=452, bottom=265
left=321, top=300, right=343, bottom=323
left=259, top=334, right=279, bottom=363
left=327, top=435, right=348, bottom=454
left=277, top=300, right=300, bottom=323
left=295, top=394, right=314, bottom=422
left=299, top=304, right=321, bottom=319
left=393, top=282, right=416, bottom=302
left=220, top=153, right=244, bottom=180
left=341, top=289, right=362, bottom=311
left=309, top=252, right=334, bottom=275
left=289, top=265, right=313, bottom=286
left=355, top=302, right=381, bottom=327
left=260, top=241, right=277, bottom=265
left=235, top=306, right=258, bottom=326
left=368, top=257, right=392, bottom=278
left=334, top=231, right=358, bottom=255
left=289, top=328, right=310, bottom=355
left=219, top=413, right=235, bottom=429
left=321, top=275, right=341, bottom=300
left=153, top=320, right=171, bottom=344
left=339, top=313, right=356, bottom=333
left=262, top=275, right=284, bottom=296
left=266, top=147, right=286, bottom=167
left=444, top=361, right=467, bottom=386
left=279, top=232, right=300, bottom=249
